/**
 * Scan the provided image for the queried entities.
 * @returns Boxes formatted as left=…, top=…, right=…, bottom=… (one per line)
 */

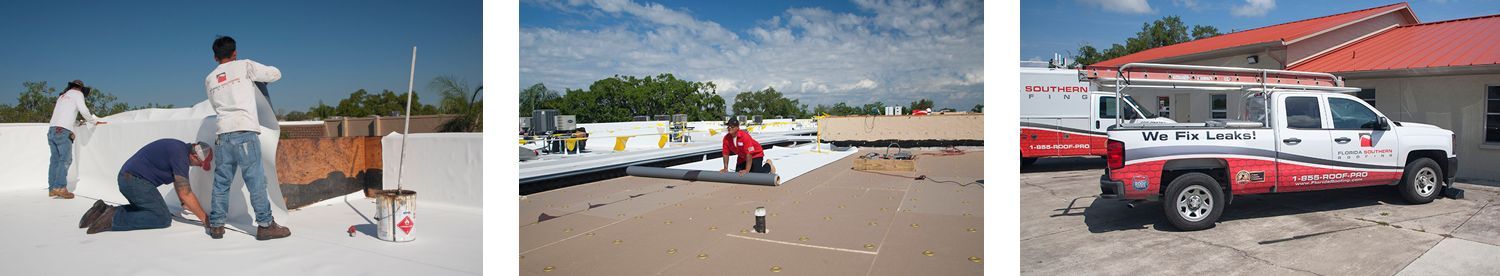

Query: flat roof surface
left=518, top=149, right=985, bottom=275
left=0, top=191, right=482, bottom=274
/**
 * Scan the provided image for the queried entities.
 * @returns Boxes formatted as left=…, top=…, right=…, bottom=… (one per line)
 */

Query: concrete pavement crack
left=1172, top=233, right=1324, bottom=276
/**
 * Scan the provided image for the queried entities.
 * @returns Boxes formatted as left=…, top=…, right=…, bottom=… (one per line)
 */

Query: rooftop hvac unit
left=531, top=109, right=559, bottom=135
left=752, top=115, right=763, bottom=125
left=736, top=115, right=747, bottom=124
left=884, top=106, right=894, bottom=116
left=671, top=114, right=688, bottom=123
left=520, top=117, right=531, bottom=129
left=894, top=106, right=903, bottom=115
left=653, top=115, right=671, bottom=121
left=633, top=115, right=650, bottom=121
left=556, top=115, right=577, bottom=131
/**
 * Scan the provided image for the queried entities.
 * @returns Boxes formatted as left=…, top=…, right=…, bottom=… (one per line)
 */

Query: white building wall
left=1346, top=73, right=1500, bottom=181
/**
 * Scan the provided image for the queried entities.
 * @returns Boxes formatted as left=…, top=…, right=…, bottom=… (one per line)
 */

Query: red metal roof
left=1091, top=2, right=1413, bottom=67
left=1289, top=14, right=1500, bottom=73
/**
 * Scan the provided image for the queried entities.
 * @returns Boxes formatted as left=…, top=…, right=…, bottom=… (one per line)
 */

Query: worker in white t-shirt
left=201, top=36, right=290, bottom=241
left=46, top=80, right=106, bottom=199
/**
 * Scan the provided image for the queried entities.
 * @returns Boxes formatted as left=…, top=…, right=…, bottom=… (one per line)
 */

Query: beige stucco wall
left=1287, top=12, right=1411, bottom=65
left=1346, top=73, right=1500, bottom=181
left=821, top=113, right=983, bottom=141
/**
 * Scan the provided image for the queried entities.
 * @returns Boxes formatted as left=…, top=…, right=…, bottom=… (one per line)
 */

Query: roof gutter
left=1334, top=64, right=1500, bottom=79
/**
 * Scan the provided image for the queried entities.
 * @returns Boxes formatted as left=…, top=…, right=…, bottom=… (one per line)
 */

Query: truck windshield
left=1123, top=96, right=1157, bottom=118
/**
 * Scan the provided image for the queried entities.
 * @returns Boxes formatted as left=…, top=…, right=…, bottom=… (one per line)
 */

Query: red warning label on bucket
left=398, top=217, right=414, bottom=234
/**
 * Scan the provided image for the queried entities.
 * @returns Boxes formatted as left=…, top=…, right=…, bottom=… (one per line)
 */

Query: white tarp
left=668, top=143, right=859, bottom=183
left=0, top=123, right=53, bottom=193
left=71, top=90, right=287, bottom=234
left=382, top=132, right=483, bottom=208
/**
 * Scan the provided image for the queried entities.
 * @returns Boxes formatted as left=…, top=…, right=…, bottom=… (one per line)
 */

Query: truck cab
left=1089, top=63, right=1457, bottom=231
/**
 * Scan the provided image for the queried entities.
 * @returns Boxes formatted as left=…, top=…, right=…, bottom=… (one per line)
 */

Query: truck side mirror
left=1375, top=117, right=1390, bottom=131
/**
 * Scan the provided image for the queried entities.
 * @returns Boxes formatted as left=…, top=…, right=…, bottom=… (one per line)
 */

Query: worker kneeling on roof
left=719, top=118, right=778, bottom=182
left=79, top=139, right=213, bottom=235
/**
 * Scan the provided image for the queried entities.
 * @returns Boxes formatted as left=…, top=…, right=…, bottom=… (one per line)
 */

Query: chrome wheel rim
left=1176, top=185, right=1213, bottom=222
left=1416, top=167, right=1437, bottom=197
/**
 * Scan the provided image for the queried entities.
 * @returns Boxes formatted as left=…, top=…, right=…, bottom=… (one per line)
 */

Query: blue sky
left=0, top=0, right=481, bottom=113
left=1022, top=0, right=1500, bottom=63
left=519, top=0, right=984, bottom=110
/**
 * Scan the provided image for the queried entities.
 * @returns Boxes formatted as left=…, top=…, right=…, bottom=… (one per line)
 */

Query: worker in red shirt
left=720, top=117, right=778, bottom=181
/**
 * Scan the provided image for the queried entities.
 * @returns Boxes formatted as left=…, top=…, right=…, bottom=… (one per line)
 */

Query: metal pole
left=398, top=46, right=416, bottom=193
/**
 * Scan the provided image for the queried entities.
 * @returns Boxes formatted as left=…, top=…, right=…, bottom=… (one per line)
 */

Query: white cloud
left=1077, top=0, right=1153, bottom=14
left=519, top=0, right=984, bottom=109
left=1231, top=0, right=1276, bottom=17
left=1171, top=0, right=1201, bottom=10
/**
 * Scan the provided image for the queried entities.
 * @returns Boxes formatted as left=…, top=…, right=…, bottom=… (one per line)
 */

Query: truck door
left=1093, top=95, right=1119, bottom=132
left=1275, top=95, right=1335, bottom=192
left=1325, top=97, right=1402, bottom=186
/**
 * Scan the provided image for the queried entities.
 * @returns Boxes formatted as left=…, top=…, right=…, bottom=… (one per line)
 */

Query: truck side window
left=1099, top=96, right=1117, bottom=119
left=1285, top=96, right=1322, bottom=129
left=1329, top=98, right=1380, bottom=129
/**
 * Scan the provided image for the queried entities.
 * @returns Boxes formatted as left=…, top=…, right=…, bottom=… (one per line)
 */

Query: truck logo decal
left=1140, top=130, right=1256, bottom=141
left=1131, top=175, right=1148, bottom=191
left=1360, top=133, right=1372, bottom=147
left=1235, top=170, right=1265, bottom=183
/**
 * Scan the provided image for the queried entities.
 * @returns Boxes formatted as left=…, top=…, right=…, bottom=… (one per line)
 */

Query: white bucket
left=376, top=189, right=417, bottom=242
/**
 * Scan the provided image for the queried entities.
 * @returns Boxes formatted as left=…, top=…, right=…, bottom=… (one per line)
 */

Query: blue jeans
left=113, top=173, right=171, bottom=231
left=208, top=131, right=273, bottom=227
left=46, top=127, right=72, bottom=190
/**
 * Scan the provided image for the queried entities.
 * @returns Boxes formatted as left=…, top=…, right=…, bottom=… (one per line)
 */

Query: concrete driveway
left=1021, top=157, right=1500, bottom=275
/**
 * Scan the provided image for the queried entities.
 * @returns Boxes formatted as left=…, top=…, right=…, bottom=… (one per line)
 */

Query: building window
left=1488, top=86, right=1500, bottom=143
left=1099, top=96, right=1117, bottom=119
left=1211, top=94, right=1227, bottom=119
left=1157, top=96, right=1171, bottom=118
left=1357, top=88, right=1376, bottom=107
left=1328, top=98, right=1379, bottom=129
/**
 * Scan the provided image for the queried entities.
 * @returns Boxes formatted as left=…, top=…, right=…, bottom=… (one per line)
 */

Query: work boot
left=206, top=225, right=225, bottom=239
left=255, top=221, right=291, bottom=241
left=79, top=200, right=108, bottom=228
left=86, top=206, right=116, bottom=234
left=52, top=188, right=75, bottom=199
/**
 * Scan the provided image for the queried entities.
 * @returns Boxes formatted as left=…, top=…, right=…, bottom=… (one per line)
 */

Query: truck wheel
left=1398, top=158, right=1442, bottom=204
left=1021, top=157, right=1038, bottom=167
left=1163, top=173, right=1224, bottom=231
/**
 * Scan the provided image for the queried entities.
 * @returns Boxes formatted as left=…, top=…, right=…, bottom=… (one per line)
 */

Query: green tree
left=546, top=74, right=725, bottom=123
left=970, top=104, right=983, bottom=113
left=1072, top=16, right=1221, bottom=66
left=907, top=98, right=934, bottom=113
left=1191, top=25, right=1221, bottom=40
left=307, top=100, right=336, bottom=119
left=731, top=87, right=807, bottom=119
left=430, top=76, right=482, bottom=132
left=520, top=83, right=560, bottom=117
left=332, top=89, right=437, bottom=117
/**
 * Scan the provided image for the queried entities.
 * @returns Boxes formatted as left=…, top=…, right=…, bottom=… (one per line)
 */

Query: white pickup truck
left=1089, top=64, right=1457, bottom=231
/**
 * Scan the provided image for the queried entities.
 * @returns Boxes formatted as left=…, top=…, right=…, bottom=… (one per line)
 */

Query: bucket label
left=398, top=216, right=414, bottom=234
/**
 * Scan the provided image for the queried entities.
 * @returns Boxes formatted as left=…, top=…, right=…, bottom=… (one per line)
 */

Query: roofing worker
left=79, top=139, right=213, bottom=234
left=203, top=36, right=290, bottom=240
left=46, top=80, right=106, bottom=199
left=719, top=117, right=779, bottom=183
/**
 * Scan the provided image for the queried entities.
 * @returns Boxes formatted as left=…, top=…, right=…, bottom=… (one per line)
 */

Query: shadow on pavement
left=1080, top=185, right=1408, bottom=233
